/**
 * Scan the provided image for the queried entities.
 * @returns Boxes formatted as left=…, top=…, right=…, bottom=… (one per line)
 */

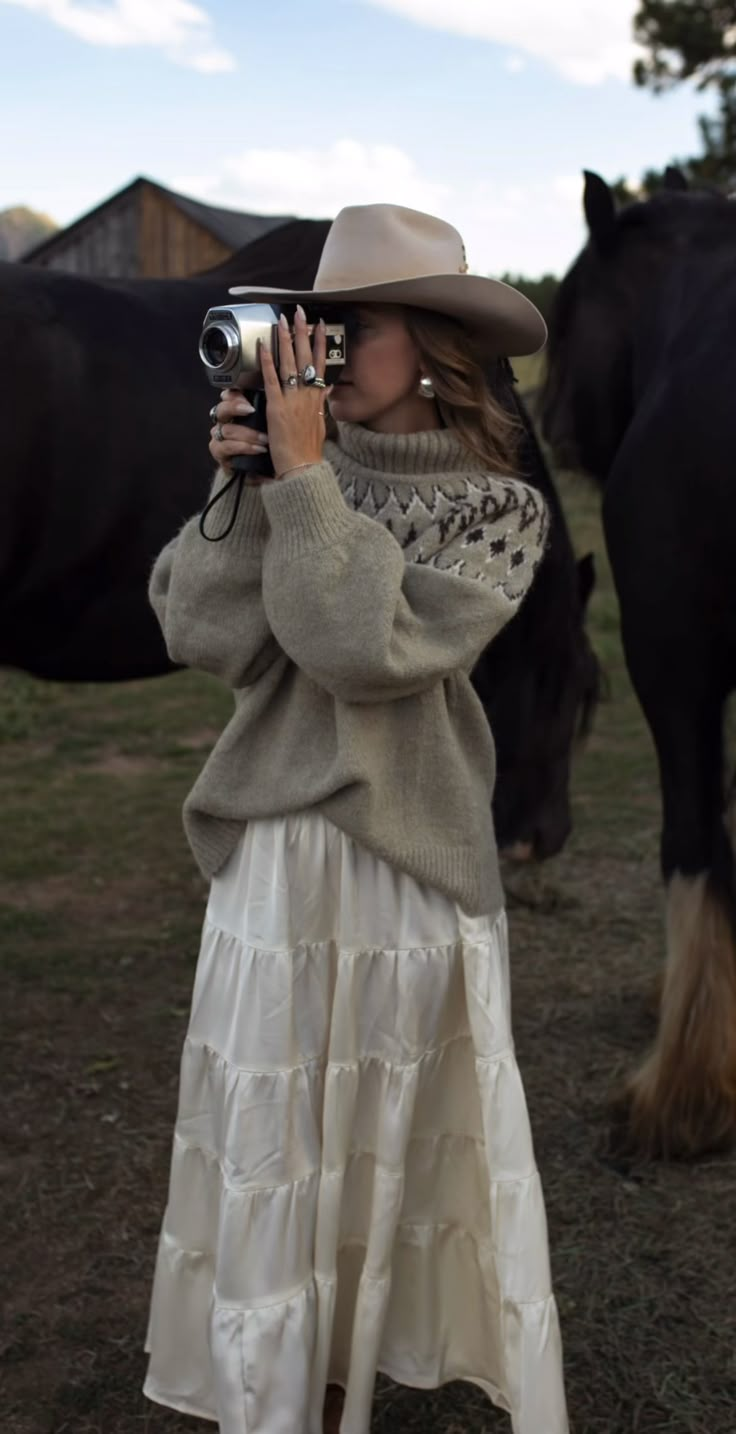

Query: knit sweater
left=148, top=422, right=549, bottom=916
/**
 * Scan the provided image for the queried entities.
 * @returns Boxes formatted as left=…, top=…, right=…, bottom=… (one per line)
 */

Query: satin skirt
left=143, top=812, right=568, bottom=1433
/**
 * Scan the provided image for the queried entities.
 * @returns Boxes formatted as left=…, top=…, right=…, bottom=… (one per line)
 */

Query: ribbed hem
left=202, top=470, right=270, bottom=551
left=184, top=809, right=504, bottom=919
left=184, top=814, right=244, bottom=881
left=261, top=462, right=354, bottom=557
left=330, top=422, right=487, bottom=477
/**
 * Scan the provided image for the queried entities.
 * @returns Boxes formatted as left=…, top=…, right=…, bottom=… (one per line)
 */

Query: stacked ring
left=209, top=403, right=219, bottom=422
left=213, top=423, right=224, bottom=442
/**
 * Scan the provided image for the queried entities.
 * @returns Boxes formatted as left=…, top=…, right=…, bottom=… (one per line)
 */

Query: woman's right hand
left=208, top=389, right=270, bottom=472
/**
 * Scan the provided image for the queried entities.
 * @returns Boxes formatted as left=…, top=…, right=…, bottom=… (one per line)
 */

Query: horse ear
left=577, top=552, right=596, bottom=610
left=664, top=166, right=688, bottom=193
left=583, top=171, right=617, bottom=253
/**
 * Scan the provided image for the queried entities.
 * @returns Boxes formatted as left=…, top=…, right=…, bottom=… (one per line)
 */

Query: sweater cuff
left=202, top=468, right=270, bottom=550
left=260, top=462, right=353, bottom=558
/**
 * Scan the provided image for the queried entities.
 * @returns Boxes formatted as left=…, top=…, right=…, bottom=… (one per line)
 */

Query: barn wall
left=34, top=191, right=141, bottom=277
left=139, top=187, right=231, bottom=277
left=28, top=184, right=235, bottom=278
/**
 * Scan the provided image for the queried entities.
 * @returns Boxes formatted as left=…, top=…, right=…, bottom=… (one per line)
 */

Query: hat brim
left=227, top=272, right=546, bottom=358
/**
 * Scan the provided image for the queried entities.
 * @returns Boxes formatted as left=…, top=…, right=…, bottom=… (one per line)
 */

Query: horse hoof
left=606, top=1072, right=736, bottom=1162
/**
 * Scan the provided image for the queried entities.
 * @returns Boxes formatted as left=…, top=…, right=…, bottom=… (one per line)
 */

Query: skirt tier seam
left=201, top=915, right=501, bottom=959
left=183, top=1031, right=515, bottom=1077
left=170, top=1132, right=538, bottom=1193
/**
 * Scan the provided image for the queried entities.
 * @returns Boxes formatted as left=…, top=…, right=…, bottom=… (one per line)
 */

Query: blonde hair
left=403, top=308, right=521, bottom=475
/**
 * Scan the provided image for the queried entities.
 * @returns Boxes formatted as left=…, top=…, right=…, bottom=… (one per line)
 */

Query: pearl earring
left=418, top=375, right=435, bottom=399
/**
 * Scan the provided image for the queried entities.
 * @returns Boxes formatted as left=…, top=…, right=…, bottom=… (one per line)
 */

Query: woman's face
left=325, top=305, right=440, bottom=434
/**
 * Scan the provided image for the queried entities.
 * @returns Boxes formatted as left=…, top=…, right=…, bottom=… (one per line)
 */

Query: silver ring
left=213, top=423, right=224, bottom=442
left=300, top=365, right=318, bottom=386
left=284, top=373, right=299, bottom=388
left=209, top=403, right=219, bottom=422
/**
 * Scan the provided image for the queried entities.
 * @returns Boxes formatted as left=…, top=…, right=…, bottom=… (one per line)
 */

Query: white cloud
left=504, top=55, right=527, bottom=75
left=0, top=0, right=234, bottom=71
left=174, top=139, right=451, bottom=219
left=174, top=142, right=586, bottom=277
left=459, top=174, right=586, bottom=275
left=361, top=0, right=640, bottom=85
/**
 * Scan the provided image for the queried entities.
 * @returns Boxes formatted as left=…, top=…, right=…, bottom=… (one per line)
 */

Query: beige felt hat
left=229, top=203, right=546, bottom=357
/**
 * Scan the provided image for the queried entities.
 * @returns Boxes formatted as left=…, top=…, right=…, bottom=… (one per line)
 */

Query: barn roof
left=23, top=175, right=293, bottom=262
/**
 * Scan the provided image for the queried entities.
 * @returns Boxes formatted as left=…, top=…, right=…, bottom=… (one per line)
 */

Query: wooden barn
left=22, top=175, right=293, bottom=279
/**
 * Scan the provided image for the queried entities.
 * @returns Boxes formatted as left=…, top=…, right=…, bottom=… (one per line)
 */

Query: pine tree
left=633, top=1, right=736, bottom=188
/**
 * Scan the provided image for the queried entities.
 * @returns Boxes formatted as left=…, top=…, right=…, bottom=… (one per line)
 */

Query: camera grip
left=230, top=390, right=273, bottom=479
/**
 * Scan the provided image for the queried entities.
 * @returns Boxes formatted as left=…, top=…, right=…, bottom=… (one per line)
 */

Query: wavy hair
left=403, top=307, right=522, bottom=476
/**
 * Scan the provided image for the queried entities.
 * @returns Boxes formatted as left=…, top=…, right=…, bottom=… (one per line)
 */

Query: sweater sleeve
left=261, top=461, right=547, bottom=703
left=148, top=471, right=281, bottom=689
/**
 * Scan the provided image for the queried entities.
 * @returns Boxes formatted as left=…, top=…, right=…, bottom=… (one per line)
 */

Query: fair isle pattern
left=404, top=475, right=550, bottom=602
left=326, top=426, right=549, bottom=605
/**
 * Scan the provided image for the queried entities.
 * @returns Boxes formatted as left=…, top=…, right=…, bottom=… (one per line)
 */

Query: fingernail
left=296, top=303, right=306, bottom=320
left=319, top=317, right=326, bottom=332
left=235, top=399, right=254, bottom=414
left=279, top=313, right=289, bottom=332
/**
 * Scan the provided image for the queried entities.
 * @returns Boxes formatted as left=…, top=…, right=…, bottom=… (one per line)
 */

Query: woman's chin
left=328, top=388, right=359, bottom=417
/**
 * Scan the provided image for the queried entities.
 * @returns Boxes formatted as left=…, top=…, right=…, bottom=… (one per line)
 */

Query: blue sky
left=0, top=0, right=712, bottom=276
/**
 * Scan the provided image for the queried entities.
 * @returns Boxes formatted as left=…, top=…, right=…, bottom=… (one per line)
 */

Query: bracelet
left=277, top=461, right=316, bottom=481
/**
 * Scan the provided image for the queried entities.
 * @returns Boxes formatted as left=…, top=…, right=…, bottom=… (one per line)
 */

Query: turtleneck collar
left=327, top=420, right=487, bottom=479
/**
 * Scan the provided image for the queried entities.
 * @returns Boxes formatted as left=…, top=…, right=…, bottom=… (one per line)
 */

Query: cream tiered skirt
left=144, top=812, right=568, bottom=1434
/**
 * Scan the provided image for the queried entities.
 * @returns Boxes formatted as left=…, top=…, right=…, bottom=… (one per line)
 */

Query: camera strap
left=198, top=470, right=248, bottom=542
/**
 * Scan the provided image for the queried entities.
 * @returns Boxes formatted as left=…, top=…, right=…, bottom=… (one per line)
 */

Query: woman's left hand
left=259, top=306, right=331, bottom=480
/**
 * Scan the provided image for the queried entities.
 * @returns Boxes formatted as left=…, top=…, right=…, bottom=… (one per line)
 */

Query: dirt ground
left=2, top=473, right=735, bottom=1434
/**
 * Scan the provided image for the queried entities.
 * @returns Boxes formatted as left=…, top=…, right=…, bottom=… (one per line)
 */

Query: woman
left=144, top=203, right=568, bottom=1434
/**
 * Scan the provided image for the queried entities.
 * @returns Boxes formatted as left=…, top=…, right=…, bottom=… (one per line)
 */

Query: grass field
left=2, top=449, right=735, bottom=1434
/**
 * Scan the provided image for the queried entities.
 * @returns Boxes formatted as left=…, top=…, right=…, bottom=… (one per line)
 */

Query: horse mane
left=616, top=187, right=736, bottom=248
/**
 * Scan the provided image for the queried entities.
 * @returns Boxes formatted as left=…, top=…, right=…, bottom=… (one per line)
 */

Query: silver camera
left=198, top=303, right=348, bottom=390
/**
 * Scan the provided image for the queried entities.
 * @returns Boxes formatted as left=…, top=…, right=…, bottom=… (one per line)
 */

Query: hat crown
left=313, top=204, right=469, bottom=293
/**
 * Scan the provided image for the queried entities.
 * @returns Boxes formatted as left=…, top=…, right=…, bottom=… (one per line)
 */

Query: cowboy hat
left=229, top=203, right=546, bottom=357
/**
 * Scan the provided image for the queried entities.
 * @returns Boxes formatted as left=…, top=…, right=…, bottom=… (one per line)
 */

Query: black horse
left=0, top=222, right=598, bottom=861
left=542, top=169, right=736, bottom=1158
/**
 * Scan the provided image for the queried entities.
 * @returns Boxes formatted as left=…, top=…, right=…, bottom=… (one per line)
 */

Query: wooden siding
left=29, top=182, right=233, bottom=279
left=38, top=189, right=140, bottom=277
left=139, top=185, right=231, bottom=277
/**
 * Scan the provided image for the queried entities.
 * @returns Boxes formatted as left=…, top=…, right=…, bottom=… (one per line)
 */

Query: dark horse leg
left=612, top=646, right=736, bottom=1157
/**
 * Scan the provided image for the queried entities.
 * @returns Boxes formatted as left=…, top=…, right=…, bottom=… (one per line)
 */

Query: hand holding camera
left=259, top=306, right=331, bottom=481
left=208, top=391, right=270, bottom=475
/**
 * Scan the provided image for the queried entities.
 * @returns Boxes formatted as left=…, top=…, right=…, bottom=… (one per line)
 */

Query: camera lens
left=201, top=326, right=232, bottom=368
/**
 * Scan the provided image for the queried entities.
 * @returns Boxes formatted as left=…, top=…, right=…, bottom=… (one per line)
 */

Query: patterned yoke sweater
left=148, top=421, right=549, bottom=917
